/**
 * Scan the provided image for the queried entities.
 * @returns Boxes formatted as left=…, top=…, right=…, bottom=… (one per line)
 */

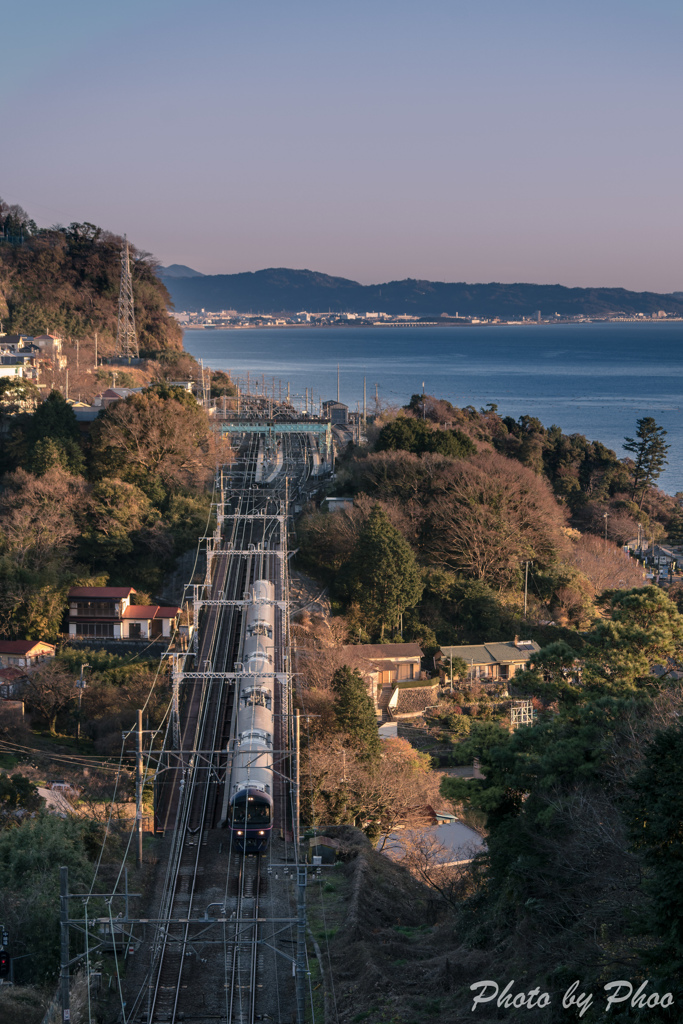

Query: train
left=223, top=579, right=275, bottom=852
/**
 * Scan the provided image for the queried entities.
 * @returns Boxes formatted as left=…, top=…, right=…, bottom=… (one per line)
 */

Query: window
left=231, top=795, right=271, bottom=826
left=78, top=623, right=114, bottom=638
left=75, top=601, right=116, bottom=618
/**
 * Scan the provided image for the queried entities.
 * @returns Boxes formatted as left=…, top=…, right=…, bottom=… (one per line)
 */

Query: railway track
left=125, top=426, right=322, bottom=1024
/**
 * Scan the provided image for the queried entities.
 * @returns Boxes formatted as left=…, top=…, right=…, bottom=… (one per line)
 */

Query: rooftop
left=68, top=587, right=136, bottom=599
left=0, top=640, right=56, bottom=656
left=440, top=640, right=541, bottom=665
left=122, top=605, right=181, bottom=619
left=340, top=643, right=423, bottom=660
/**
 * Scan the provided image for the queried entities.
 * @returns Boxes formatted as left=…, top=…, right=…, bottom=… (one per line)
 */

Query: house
left=67, top=587, right=181, bottom=640
left=92, top=387, right=141, bottom=409
left=0, top=667, right=28, bottom=698
left=0, top=640, right=56, bottom=669
left=321, top=496, right=354, bottom=513
left=121, top=605, right=182, bottom=639
left=31, top=334, right=67, bottom=370
left=645, top=544, right=678, bottom=572
left=339, top=643, right=424, bottom=715
left=307, top=835, right=339, bottom=865
left=322, top=400, right=348, bottom=425
left=437, top=639, right=541, bottom=685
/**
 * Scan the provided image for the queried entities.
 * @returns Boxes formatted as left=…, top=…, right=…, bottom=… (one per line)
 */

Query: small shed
left=322, top=400, right=348, bottom=425
left=307, top=835, right=340, bottom=865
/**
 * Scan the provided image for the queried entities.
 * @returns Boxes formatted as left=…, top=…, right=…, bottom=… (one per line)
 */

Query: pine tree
left=346, top=504, right=423, bottom=638
left=629, top=725, right=683, bottom=982
left=624, top=417, right=670, bottom=508
left=331, top=665, right=382, bottom=763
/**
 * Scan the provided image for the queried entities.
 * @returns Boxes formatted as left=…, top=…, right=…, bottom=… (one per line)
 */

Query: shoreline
left=183, top=318, right=683, bottom=330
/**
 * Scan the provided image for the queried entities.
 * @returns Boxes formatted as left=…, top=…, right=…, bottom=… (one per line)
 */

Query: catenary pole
left=136, top=709, right=143, bottom=868
left=60, top=867, right=70, bottom=1024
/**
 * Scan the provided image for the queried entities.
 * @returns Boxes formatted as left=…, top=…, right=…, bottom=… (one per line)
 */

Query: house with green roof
left=437, top=638, right=541, bottom=687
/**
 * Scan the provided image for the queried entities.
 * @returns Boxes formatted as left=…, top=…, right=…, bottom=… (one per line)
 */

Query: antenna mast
left=117, top=236, right=138, bottom=359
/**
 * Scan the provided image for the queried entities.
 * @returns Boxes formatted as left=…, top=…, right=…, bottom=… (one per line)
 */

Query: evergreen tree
left=624, top=416, right=670, bottom=508
left=345, top=504, right=423, bottom=638
left=629, top=724, right=683, bottom=985
left=331, top=665, right=382, bottom=763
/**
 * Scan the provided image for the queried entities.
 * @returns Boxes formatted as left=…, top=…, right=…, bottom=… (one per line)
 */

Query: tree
left=629, top=724, right=683, bottom=980
left=24, top=660, right=76, bottom=735
left=90, top=387, right=229, bottom=493
left=344, top=505, right=423, bottom=638
left=624, top=417, right=670, bottom=508
left=0, top=378, right=40, bottom=415
left=376, top=416, right=475, bottom=459
left=0, top=774, right=43, bottom=822
left=79, top=478, right=161, bottom=568
left=0, top=468, right=87, bottom=638
left=331, top=666, right=382, bottom=763
left=28, top=436, right=84, bottom=476
left=572, top=533, right=645, bottom=595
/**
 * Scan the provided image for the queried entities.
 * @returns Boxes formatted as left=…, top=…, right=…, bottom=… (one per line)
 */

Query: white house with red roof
left=67, top=587, right=180, bottom=640
left=0, top=640, right=56, bottom=668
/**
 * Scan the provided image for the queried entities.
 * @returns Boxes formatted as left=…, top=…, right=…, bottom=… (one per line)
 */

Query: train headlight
left=236, top=830, right=243, bottom=836
left=258, top=830, right=265, bottom=836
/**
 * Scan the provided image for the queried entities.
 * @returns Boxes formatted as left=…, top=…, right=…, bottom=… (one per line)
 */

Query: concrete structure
left=67, top=587, right=181, bottom=640
left=387, top=680, right=440, bottom=718
left=0, top=640, right=55, bottom=668
left=437, top=639, right=541, bottom=684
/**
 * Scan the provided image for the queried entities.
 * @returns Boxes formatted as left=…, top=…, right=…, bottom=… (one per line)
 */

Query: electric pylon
left=116, top=236, right=139, bottom=359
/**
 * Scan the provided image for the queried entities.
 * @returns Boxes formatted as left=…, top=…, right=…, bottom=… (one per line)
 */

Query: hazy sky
left=2, top=0, right=682, bottom=290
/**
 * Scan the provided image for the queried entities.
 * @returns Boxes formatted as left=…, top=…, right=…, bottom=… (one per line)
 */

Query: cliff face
left=0, top=222, right=182, bottom=355
left=161, top=265, right=683, bottom=318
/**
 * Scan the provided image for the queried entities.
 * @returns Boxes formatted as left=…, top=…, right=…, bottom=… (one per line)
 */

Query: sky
left=2, top=0, right=683, bottom=290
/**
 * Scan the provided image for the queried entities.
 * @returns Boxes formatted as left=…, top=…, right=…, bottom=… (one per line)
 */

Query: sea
left=183, top=321, right=683, bottom=494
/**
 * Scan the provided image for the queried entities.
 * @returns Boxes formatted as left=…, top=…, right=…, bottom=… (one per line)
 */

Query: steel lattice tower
left=116, top=236, right=139, bottom=359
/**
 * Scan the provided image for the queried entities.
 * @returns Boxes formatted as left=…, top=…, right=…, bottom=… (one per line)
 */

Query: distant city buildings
left=170, top=308, right=679, bottom=329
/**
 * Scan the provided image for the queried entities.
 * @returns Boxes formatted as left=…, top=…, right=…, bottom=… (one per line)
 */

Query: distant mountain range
left=159, top=264, right=206, bottom=278
left=157, top=266, right=683, bottom=318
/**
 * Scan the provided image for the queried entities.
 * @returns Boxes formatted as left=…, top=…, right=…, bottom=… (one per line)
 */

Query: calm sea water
left=184, top=321, right=683, bottom=493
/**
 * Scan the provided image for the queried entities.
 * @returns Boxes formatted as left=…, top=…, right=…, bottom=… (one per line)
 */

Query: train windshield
left=232, top=795, right=271, bottom=826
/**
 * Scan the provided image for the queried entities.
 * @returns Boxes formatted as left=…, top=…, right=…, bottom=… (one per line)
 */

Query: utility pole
left=296, top=863, right=308, bottom=1024
left=363, top=376, right=367, bottom=426
left=524, top=561, right=530, bottom=620
left=603, top=512, right=609, bottom=542
left=136, top=709, right=143, bottom=869
left=305, top=387, right=308, bottom=416
left=75, top=664, right=89, bottom=747
left=94, top=331, right=98, bottom=369
left=293, top=708, right=300, bottom=849
left=60, top=867, right=70, bottom=1024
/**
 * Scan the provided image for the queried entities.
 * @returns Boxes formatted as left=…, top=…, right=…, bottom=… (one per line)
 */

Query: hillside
left=159, top=265, right=683, bottom=318
left=0, top=201, right=182, bottom=355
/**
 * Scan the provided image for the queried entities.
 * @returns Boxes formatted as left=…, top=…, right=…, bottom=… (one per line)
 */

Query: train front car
left=227, top=580, right=276, bottom=852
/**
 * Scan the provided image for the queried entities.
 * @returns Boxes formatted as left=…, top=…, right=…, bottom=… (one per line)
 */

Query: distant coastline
left=182, top=317, right=683, bottom=330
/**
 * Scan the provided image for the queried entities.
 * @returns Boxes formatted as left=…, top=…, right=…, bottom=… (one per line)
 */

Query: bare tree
left=572, top=533, right=645, bottom=595
left=24, top=661, right=76, bottom=735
